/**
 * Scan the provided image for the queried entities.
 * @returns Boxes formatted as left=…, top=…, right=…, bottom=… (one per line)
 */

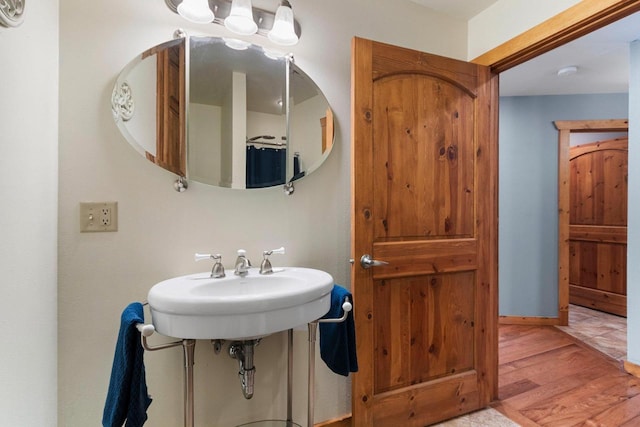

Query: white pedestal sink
left=147, top=267, right=334, bottom=339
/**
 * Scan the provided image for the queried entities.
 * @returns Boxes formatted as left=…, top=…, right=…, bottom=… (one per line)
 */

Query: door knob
left=360, top=254, right=389, bottom=269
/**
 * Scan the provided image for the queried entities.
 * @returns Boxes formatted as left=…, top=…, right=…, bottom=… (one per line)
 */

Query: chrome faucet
left=259, top=247, right=286, bottom=274
left=234, top=249, right=252, bottom=276
left=195, top=253, right=226, bottom=278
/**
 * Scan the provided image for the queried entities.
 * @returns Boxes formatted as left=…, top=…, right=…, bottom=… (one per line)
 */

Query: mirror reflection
left=111, top=34, right=334, bottom=190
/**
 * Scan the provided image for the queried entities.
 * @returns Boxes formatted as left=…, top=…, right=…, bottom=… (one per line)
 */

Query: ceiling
left=407, top=0, right=640, bottom=96
left=407, top=0, right=499, bottom=20
left=500, top=12, right=640, bottom=96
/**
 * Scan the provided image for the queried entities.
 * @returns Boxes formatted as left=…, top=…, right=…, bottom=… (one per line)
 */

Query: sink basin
left=147, top=267, right=334, bottom=339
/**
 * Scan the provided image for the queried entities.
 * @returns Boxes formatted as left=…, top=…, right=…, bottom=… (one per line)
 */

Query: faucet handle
left=260, top=247, right=285, bottom=275
left=263, top=246, right=285, bottom=256
left=195, top=253, right=221, bottom=262
left=195, top=253, right=225, bottom=278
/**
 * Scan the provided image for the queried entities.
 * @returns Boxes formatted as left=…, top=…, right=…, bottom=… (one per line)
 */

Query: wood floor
left=494, top=324, right=640, bottom=426
left=319, top=309, right=634, bottom=427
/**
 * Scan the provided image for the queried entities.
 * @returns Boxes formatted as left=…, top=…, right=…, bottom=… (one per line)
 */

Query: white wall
left=231, top=71, right=247, bottom=188
left=247, top=111, right=286, bottom=141
left=628, top=39, right=640, bottom=364
left=58, top=1, right=467, bottom=426
left=290, top=94, right=328, bottom=174
left=0, top=1, right=59, bottom=426
left=189, top=103, right=222, bottom=185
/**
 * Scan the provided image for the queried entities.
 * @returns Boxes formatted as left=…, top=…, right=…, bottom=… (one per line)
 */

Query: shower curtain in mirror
left=246, top=145, right=286, bottom=188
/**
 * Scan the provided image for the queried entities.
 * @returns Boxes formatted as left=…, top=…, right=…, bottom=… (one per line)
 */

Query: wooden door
left=569, top=137, right=628, bottom=316
left=155, top=40, right=186, bottom=177
left=351, top=38, right=498, bottom=426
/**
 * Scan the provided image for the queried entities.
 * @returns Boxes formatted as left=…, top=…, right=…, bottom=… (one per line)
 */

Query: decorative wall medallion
left=111, top=82, right=135, bottom=122
left=0, top=0, right=25, bottom=28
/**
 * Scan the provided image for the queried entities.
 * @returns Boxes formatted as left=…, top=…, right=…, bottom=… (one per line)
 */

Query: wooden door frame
left=554, top=119, right=629, bottom=325
left=472, top=0, right=640, bottom=72
left=470, top=0, right=640, bottom=328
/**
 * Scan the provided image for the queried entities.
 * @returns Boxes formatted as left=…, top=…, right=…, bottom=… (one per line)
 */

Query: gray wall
left=499, top=94, right=629, bottom=317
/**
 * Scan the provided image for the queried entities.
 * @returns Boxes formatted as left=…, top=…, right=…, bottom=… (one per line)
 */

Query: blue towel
left=103, top=302, right=152, bottom=427
left=319, top=285, right=358, bottom=376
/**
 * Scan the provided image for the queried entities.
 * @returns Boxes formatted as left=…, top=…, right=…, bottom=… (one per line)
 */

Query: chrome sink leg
left=287, top=329, right=293, bottom=424
left=308, top=322, right=318, bottom=427
left=182, top=339, right=196, bottom=427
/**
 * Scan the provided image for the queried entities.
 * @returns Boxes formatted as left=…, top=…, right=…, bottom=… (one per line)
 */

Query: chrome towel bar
left=316, top=296, right=352, bottom=324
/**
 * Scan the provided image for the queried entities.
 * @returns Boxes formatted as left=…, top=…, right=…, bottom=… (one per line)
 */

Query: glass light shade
left=223, top=38, right=251, bottom=50
left=224, top=0, right=258, bottom=35
left=177, top=0, right=215, bottom=23
left=268, top=3, right=298, bottom=46
left=262, top=47, right=286, bottom=60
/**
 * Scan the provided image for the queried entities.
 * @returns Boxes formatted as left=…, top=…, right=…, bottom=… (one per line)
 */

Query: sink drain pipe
left=229, top=340, right=259, bottom=399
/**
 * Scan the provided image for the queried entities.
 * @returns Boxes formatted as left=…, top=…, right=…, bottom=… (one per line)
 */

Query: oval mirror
left=111, top=34, right=334, bottom=190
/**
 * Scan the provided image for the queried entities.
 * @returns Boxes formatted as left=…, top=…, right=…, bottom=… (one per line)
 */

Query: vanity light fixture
left=165, top=0, right=301, bottom=46
left=268, top=1, right=298, bottom=46
left=177, top=0, right=215, bottom=23
left=224, top=0, right=258, bottom=35
left=223, top=37, right=252, bottom=50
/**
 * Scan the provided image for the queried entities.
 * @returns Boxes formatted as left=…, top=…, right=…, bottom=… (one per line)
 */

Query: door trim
left=554, top=119, right=629, bottom=325
left=470, top=0, right=639, bottom=328
left=472, top=0, right=640, bottom=72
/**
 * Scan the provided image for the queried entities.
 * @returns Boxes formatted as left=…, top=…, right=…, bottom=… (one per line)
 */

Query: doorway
left=556, top=119, right=629, bottom=321
left=473, top=1, right=639, bottom=422
left=476, top=1, right=640, bottom=325
left=553, top=119, right=629, bottom=360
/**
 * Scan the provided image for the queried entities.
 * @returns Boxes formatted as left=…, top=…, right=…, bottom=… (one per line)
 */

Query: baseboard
left=570, top=285, right=627, bottom=317
left=315, top=414, right=352, bottom=427
left=624, top=360, right=640, bottom=378
left=499, top=316, right=560, bottom=326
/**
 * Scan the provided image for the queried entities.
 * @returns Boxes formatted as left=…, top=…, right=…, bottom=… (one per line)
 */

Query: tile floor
left=556, top=303, right=627, bottom=361
left=434, top=408, right=519, bottom=426
left=437, top=304, right=627, bottom=426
